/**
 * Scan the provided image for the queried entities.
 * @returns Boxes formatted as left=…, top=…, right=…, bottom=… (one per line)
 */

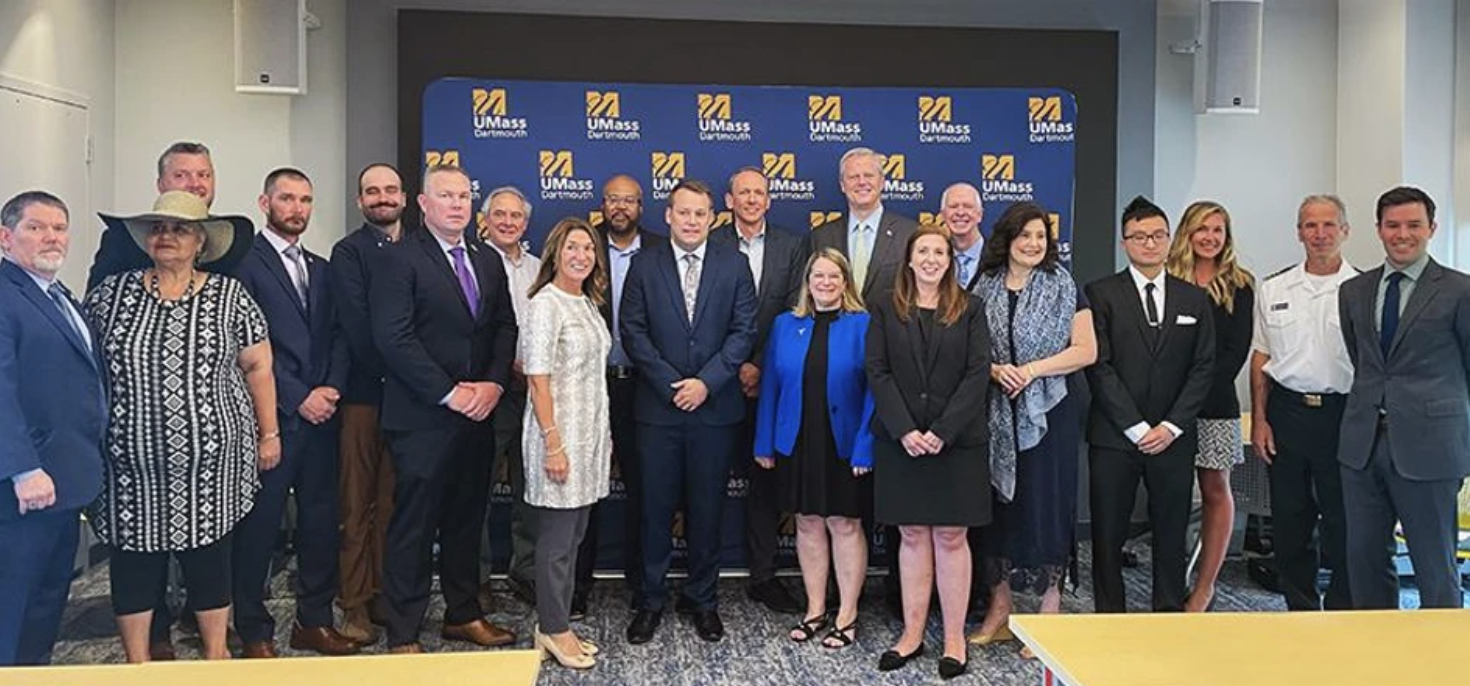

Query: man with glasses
left=579, top=174, right=668, bottom=618
left=1084, top=196, right=1216, bottom=613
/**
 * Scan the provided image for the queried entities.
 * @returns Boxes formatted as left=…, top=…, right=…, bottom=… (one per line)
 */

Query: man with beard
left=710, top=167, right=808, bottom=615
left=230, top=168, right=357, bottom=657
left=572, top=174, right=667, bottom=618
left=329, top=163, right=406, bottom=643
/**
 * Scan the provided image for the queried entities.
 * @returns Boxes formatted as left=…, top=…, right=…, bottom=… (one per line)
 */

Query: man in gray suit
left=1338, top=186, right=1470, bottom=609
left=811, top=147, right=919, bottom=303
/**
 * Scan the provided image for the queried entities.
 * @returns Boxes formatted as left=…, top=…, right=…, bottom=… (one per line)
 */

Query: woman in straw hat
left=83, top=190, right=277, bottom=662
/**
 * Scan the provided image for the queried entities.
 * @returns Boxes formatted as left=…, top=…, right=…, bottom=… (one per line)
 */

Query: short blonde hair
left=792, top=248, right=865, bottom=317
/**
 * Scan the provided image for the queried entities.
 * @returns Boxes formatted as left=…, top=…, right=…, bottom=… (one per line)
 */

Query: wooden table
left=1011, top=610, right=1469, bottom=686
left=1, top=649, right=542, bottom=686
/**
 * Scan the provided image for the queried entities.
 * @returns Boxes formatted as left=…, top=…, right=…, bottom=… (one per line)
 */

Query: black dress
left=775, top=310, right=872, bottom=518
left=873, top=307, right=991, bottom=527
left=980, top=288, right=1088, bottom=591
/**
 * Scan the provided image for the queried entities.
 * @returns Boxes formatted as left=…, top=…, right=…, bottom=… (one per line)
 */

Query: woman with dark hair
left=521, top=218, right=612, bottom=669
left=1165, top=201, right=1254, bottom=612
left=867, top=224, right=990, bottom=679
left=753, top=248, right=874, bottom=650
left=967, top=203, right=1096, bottom=658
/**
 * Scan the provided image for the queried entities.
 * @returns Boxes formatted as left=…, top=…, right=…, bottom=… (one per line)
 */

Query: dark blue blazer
left=329, top=223, right=395, bottom=405
left=620, top=239, right=757, bottom=426
left=753, top=311, right=876, bottom=468
left=370, top=228, right=517, bottom=431
left=234, top=233, right=350, bottom=431
left=0, top=260, right=105, bottom=519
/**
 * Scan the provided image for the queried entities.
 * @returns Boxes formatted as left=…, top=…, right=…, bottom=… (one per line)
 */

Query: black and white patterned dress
left=83, top=271, right=269, bottom=552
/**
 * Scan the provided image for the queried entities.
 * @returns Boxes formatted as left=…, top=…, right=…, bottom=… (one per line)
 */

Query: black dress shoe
left=939, top=656, right=968, bottom=680
left=746, top=579, right=803, bottom=614
left=569, top=591, right=589, bottom=621
left=691, top=609, right=724, bottom=642
left=626, top=609, right=662, bottom=645
left=878, top=644, right=925, bottom=672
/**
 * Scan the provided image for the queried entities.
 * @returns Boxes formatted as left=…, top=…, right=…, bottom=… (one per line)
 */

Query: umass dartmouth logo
left=809, top=211, right=842, bottom=229
left=917, top=95, right=972, bottom=144
left=1027, top=95, right=1075, bottom=143
left=807, top=94, right=862, bottom=143
left=697, top=93, right=752, bottom=142
left=762, top=152, right=815, bottom=201
left=424, top=150, right=459, bottom=167
left=470, top=87, right=528, bottom=139
left=650, top=151, right=686, bottom=201
left=980, top=154, right=1035, bottom=203
left=881, top=154, right=925, bottom=202
left=538, top=150, right=594, bottom=201
left=586, top=90, right=641, bottom=141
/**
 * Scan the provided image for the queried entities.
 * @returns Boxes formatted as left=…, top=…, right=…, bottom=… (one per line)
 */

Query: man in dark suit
left=0, top=192, right=105, bottom=666
left=710, top=167, right=808, bottom=615
left=810, top=146, right=918, bottom=615
left=940, top=183, right=986, bottom=294
left=1337, top=186, right=1470, bottom=610
left=328, top=163, right=405, bottom=643
left=86, top=142, right=248, bottom=294
left=575, top=174, right=668, bottom=617
left=621, top=180, right=757, bottom=644
left=231, top=169, right=358, bottom=657
left=810, top=147, right=919, bottom=303
left=371, top=164, right=519, bottom=652
left=1084, top=196, right=1216, bottom=613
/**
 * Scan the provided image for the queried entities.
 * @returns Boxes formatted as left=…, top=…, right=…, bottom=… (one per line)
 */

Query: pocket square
left=1176, top=315, right=1198, bottom=325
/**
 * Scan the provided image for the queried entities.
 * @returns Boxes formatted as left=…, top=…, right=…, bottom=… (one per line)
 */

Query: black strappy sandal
left=788, top=614, right=830, bottom=643
left=821, top=620, right=857, bottom=649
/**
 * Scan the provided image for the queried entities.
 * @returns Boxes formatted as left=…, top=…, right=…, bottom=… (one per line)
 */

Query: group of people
left=1, top=140, right=1466, bottom=679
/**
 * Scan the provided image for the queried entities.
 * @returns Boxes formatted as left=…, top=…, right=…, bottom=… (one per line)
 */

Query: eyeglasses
left=603, top=195, right=640, bottom=206
left=1123, top=232, right=1170, bottom=245
left=148, top=222, right=196, bottom=236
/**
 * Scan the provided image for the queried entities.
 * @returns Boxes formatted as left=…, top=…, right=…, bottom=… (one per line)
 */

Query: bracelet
left=1026, top=363, right=1037, bottom=379
left=540, top=425, right=557, bottom=435
left=259, top=431, right=280, bottom=442
left=547, top=445, right=566, bottom=456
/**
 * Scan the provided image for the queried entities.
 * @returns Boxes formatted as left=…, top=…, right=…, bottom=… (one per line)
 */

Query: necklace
left=147, top=269, right=199, bottom=302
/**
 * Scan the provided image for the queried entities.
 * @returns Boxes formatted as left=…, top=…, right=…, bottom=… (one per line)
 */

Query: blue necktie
left=1380, top=272, right=1405, bottom=358
left=450, top=246, right=480, bottom=318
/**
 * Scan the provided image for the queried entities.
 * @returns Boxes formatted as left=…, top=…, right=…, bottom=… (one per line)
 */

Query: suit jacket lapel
left=1389, top=260, right=1442, bottom=358
left=759, top=231, right=781, bottom=299
left=691, top=247, right=717, bottom=329
left=418, top=231, right=473, bottom=319
left=4, top=263, right=93, bottom=366
left=254, top=235, right=308, bottom=321
left=1118, top=272, right=1157, bottom=357
left=906, top=311, right=930, bottom=380
left=1358, top=267, right=1385, bottom=363
left=467, top=241, right=496, bottom=324
left=1155, top=278, right=1183, bottom=353
left=656, top=246, right=692, bottom=331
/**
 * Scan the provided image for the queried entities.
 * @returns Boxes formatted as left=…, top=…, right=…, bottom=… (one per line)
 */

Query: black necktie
left=1380, top=272, right=1405, bottom=357
left=1144, top=282, right=1160, bottom=326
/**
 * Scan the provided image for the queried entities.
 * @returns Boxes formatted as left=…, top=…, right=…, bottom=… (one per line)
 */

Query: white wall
left=1154, top=0, right=1340, bottom=278
left=113, top=0, right=347, bottom=256
left=0, top=0, right=115, bottom=288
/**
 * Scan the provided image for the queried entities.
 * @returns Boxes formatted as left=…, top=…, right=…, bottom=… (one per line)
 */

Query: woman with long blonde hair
left=1165, top=201, right=1255, bottom=612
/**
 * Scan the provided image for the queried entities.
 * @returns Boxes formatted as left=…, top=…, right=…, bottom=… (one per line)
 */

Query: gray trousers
left=1342, top=424, right=1464, bottom=609
left=535, top=505, right=592, bottom=633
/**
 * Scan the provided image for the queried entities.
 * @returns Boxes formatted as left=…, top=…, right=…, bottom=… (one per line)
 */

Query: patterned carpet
left=48, top=539, right=1458, bottom=685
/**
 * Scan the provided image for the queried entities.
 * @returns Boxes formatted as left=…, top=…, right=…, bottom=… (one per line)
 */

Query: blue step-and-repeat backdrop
left=422, top=78, right=1077, bottom=574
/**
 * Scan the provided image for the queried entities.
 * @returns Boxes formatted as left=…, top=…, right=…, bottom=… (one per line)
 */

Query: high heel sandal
left=820, top=620, right=857, bottom=650
left=788, top=614, right=830, bottom=643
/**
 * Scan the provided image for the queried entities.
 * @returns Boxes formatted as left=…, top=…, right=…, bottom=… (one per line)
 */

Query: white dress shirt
left=1251, top=260, right=1357, bottom=394
left=1124, top=265, right=1181, bottom=443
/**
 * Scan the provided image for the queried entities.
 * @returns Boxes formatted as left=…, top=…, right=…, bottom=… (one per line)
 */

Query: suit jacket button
left=919, top=392, right=928, bottom=400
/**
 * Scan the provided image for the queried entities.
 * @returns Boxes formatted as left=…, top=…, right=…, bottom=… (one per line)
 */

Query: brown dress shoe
left=388, top=643, right=423, bottom=654
left=339, top=608, right=380, bottom=646
left=149, top=640, right=177, bottom=661
left=441, top=618, right=515, bottom=647
left=242, top=641, right=278, bottom=659
left=289, top=623, right=361, bottom=656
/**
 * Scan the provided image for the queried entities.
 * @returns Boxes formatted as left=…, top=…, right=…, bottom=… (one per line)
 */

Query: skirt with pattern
left=1195, top=417, right=1244, bottom=470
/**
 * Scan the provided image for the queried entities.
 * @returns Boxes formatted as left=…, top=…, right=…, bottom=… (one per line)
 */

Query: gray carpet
left=48, top=539, right=1458, bottom=685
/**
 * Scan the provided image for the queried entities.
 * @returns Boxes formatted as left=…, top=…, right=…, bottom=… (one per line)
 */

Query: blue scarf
left=977, top=267, right=1076, bottom=502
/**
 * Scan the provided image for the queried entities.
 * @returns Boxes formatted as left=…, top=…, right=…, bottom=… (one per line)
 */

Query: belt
left=1272, top=383, right=1345, bottom=409
left=607, top=365, right=637, bottom=380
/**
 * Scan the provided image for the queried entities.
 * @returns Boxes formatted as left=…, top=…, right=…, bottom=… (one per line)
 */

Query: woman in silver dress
left=521, top=218, right=612, bottom=669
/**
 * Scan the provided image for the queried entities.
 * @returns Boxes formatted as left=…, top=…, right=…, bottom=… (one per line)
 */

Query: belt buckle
left=1303, top=393, right=1323, bottom=408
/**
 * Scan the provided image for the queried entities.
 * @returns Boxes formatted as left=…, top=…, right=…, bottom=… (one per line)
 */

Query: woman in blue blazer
left=754, top=248, right=875, bottom=651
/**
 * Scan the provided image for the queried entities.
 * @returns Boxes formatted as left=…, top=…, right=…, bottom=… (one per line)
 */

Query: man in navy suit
left=621, top=180, right=757, bottom=644
left=230, top=169, right=358, bottom=657
left=371, top=164, right=518, bottom=653
left=0, top=191, right=106, bottom=665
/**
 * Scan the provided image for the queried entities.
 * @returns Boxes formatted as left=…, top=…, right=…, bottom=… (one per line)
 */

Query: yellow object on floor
left=2, top=649, right=541, bottom=686
left=1012, top=610, right=1470, bottom=686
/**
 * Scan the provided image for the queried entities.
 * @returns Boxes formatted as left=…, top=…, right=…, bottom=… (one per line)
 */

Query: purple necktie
left=450, top=245, right=480, bottom=318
